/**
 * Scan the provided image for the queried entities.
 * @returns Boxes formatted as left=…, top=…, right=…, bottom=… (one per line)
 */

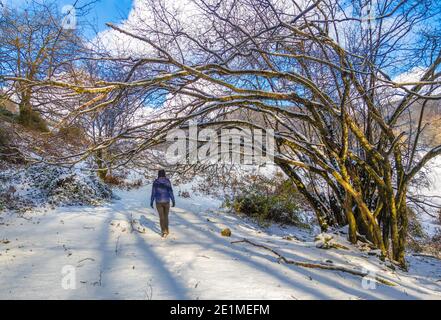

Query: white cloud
left=94, top=0, right=312, bottom=58
left=93, top=0, right=198, bottom=58
left=393, top=67, right=426, bottom=85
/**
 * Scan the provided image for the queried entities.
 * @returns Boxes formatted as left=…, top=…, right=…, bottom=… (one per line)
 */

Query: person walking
left=150, top=169, right=175, bottom=238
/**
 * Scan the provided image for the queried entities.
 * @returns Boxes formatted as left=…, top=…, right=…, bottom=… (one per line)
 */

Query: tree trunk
left=95, top=149, right=108, bottom=180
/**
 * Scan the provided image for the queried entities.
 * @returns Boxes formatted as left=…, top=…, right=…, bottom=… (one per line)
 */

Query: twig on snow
left=115, top=235, right=121, bottom=255
left=77, top=257, right=95, bottom=264
left=144, top=280, right=153, bottom=300
left=92, top=270, right=103, bottom=287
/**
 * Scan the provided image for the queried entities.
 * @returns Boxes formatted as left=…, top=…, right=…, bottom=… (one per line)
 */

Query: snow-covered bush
left=0, top=163, right=112, bottom=212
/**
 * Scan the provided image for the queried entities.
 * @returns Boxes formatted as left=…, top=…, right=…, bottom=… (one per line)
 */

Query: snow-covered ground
left=1, top=184, right=441, bottom=300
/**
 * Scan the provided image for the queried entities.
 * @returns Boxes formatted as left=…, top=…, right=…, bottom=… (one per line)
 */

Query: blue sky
left=69, top=0, right=133, bottom=37
left=0, top=0, right=133, bottom=38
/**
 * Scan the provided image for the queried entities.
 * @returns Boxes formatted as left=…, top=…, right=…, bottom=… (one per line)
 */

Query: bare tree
left=7, top=0, right=441, bottom=267
left=0, top=0, right=88, bottom=128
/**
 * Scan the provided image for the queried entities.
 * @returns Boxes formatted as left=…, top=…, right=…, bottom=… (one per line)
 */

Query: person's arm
left=150, top=181, right=155, bottom=208
left=168, top=181, right=175, bottom=207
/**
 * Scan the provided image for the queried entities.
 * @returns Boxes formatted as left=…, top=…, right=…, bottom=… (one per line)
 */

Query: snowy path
left=1, top=186, right=441, bottom=300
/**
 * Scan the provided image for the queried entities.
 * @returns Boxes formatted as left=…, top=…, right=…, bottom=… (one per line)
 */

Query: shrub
left=0, top=125, right=26, bottom=164
left=103, top=174, right=124, bottom=186
left=225, top=176, right=309, bottom=228
left=179, top=190, right=191, bottom=198
left=0, top=107, right=15, bottom=121
left=412, top=228, right=441, bottom=257
left=407, top=207, right=425, bottom=239
left=129, top=179, right=143, bottom=189
left=57, top=125, right=87, bottom=145
left=102, top=174, right=143, bottom=190
left=0, top=125, right=9, bottom=146
left=17, top=109, right=49, bottom=132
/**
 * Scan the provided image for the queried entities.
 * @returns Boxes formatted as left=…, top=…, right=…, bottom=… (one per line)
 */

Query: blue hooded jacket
left=150, top=177, right=175, bottom=206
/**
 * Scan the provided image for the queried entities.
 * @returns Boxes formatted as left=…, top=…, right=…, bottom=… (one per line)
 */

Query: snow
left=1, top=184, right=441, bottom=300
left=412, top=155, right=441, bottom=237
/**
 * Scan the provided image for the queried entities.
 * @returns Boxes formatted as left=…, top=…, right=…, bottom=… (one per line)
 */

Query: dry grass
left=103, top=174, right=143, bottom=190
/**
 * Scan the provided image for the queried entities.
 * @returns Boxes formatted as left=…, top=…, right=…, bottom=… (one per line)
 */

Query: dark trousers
left=156, top=202, right=170, bottom=234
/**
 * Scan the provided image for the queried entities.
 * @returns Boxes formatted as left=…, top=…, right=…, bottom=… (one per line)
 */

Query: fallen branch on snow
left=231, top=238, right=396, bottom=286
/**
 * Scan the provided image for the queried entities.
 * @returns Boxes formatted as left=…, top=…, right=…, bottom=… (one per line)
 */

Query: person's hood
left=155, top=177, right=170, bottom=185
